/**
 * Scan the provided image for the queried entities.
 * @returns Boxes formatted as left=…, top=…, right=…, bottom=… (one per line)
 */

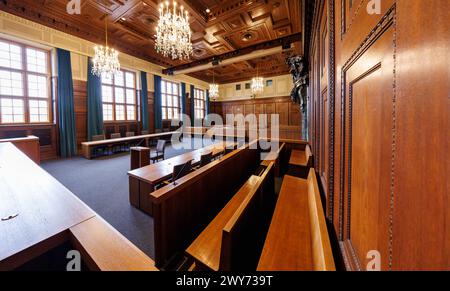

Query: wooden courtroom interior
left=0, top=0, right=448, bottom=272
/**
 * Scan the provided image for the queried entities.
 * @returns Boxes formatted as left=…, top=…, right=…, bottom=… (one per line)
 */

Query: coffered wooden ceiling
left=0, top=0, right=302, bottom=83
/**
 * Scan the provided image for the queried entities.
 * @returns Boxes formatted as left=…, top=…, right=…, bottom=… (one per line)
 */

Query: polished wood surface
left=307, top=0, right=449, bottom=270
left=220, top=162, right=275, bottom=271
left=149, top=141, right=261, bottom=267
left=81, top=131, right=176, bottom=159
left=0, top=142, right=156, bottom=271
left=210, top=96, right=303, bottom=140
left=130, top=146, right=150, bottom=171
left=128, top=141, right=234, bottom=215
left=129, top=141, right=232, bottom=184
left=289, top=145, right=312, bottom=167
left=257, top=170, right=335, bottom=271
left=0, top=124, right=57, bottom=160
left=69, top=216, right=157, bottom=271
left=0, top=136, right=40, bottom=164
left=0, top=142, right=95, bottom=270
left=186, top=175, right=261, bottom=271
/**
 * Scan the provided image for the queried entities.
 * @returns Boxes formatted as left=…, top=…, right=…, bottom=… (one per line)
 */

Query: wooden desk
left=128, top=141, right=235, bottom=215
left=0, top=142, right=95, bottom=270
left=257, top=171, right=335, bottom=271
left=0, top=135, right=40, bottom=164
left=0, top=142, right=157, bottom=271
left=186, top=175, right=261, bottom=271
left=81, top=131, right=178, bottom=159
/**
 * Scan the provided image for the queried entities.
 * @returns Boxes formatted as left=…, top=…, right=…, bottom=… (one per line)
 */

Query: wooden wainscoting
left=0, top=124, right=57, bottom=160
left=309, top=0, right=449, bottom=270
left=210, top=96, right=303, bottom=140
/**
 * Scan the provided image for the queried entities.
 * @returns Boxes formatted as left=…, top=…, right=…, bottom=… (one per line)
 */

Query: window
left=161, top=79, right=180, bottom=120
left=194, top=88, right=205, bottom=119
left=245, top=83, right=251, bottom=90
left=236, top=84, right=241, bottom=91
left=0, top=39, right=51, bottom=124
left=101, top=70, right=136, bottom=121
left=266, top=80, right=273, bottom=87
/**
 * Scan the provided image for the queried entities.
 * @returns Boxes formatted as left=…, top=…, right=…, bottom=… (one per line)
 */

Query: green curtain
left=140, top=72, right=149, bottom=131
left=56, top=48, right=77, bottom=157
left=87, top=57, right=104, bottom=141
left=154, top=75, right=162, bottom=130
left=181, top=82, right=187, bottom=115
left=190, top=84, right=195, bottom=123
left=206, top=89, right=210, bottom=116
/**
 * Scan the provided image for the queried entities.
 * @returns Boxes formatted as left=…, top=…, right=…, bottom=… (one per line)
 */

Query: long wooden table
left=81, top=131, right=178, bottom=159
left=0, top=142, right=157, bottom=271
left=128, top=141, right=235, bottom=215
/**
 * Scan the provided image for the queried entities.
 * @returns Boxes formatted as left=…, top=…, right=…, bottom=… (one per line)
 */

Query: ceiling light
left=155, top=0, right=193, bottom=60
left=92, top=18, right=121, bottom=78
left=209, top=70, right=219, bottom=100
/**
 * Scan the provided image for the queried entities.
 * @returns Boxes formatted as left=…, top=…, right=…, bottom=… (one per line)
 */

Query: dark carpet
left=41, top=138, right=220, bottom=259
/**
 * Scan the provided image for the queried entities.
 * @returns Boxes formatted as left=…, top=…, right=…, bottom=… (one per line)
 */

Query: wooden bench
left=186, top=162, right=275, bottom=271
left=288, top=144, right=313, bottom=178
left=260, top=142, right=286, bottom=177
left=149, top=140, right=263, bottom=268
left=257, top=169, right=335, bottom=271
left=69, top=216, right=157, bottom=271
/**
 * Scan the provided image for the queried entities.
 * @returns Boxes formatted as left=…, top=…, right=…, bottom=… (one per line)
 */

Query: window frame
left=161, top=79, right=181, bottom=121
left=0, top=37, right=52, bottom=125
left=101, top=69, right=138, bottom=122
left=194, top=88, right=206, bottom=120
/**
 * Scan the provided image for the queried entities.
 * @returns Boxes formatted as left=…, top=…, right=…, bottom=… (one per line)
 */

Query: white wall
left=216, top=74, right=293, bottom=101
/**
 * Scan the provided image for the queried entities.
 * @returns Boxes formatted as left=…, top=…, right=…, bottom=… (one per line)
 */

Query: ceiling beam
left=162, top=32, right=301, bottom=75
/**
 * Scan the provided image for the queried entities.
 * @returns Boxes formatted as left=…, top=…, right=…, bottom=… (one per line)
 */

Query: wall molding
left=338, top=4, right=397, bottom=270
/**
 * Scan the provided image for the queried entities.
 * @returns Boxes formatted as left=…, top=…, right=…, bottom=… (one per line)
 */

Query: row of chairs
left=155, top=150, right=218, bottom=190
left=92, top=131, right=147, bottom=157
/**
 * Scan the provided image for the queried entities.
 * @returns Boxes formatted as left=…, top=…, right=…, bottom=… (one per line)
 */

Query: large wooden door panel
left=340, top=9, right=395, bottom=271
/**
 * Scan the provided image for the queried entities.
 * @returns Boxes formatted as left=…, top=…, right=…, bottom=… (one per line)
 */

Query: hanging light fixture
left=155, top=1, right=193, bottom=60
left=209, top=69, right=219, bottom=100
left=92, top=17, right=120, bottom=78
left=251, top=64, right=264, bottom=94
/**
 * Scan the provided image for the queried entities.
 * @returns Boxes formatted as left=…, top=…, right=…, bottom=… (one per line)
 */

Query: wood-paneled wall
left=309, top=0, right=449, bottom=270
left=210, top=96, right=303, bottom=139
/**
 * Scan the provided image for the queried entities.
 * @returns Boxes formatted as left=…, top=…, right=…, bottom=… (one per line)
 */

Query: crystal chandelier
left=92, top=18, right=120, bottom=78
left=155, top=1, right=193, bottom=60
left=251, top=64, right=264, bottom=94
left=209, top=70, right=219, bottom=100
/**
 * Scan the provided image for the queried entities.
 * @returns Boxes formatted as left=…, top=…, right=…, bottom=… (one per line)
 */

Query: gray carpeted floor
left=41, top=138, right=220, bottom=259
